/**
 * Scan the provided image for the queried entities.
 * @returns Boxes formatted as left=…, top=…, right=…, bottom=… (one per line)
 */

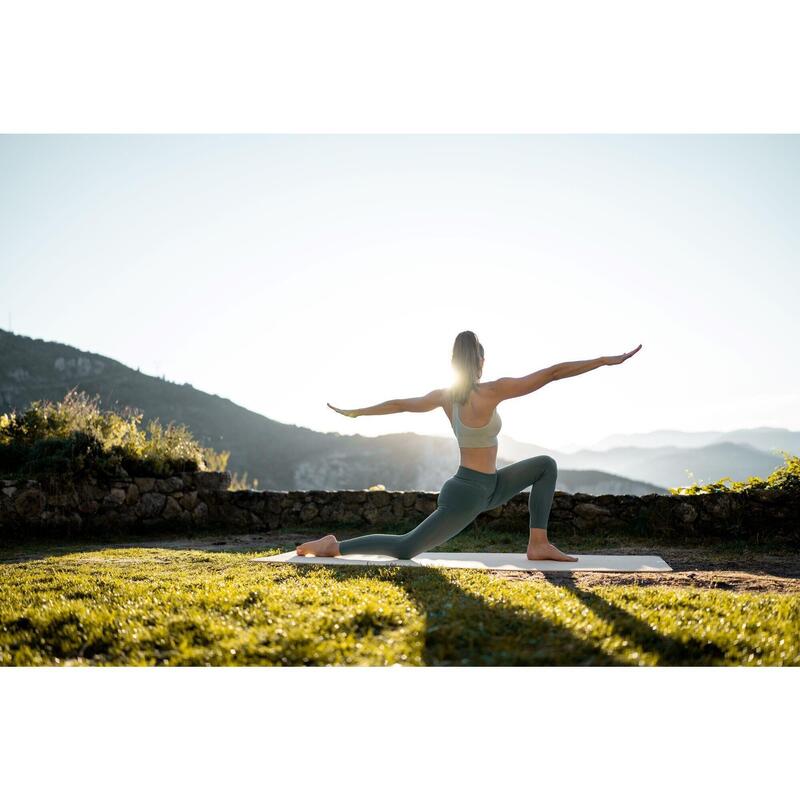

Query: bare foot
left=526, top=542, right=578, bottom=562
left=296, top=534, right=340, bottom=557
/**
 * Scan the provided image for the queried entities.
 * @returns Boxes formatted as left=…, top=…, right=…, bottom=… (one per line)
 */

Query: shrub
left=0, top=389, right=222, bottom=480
left=669, top=449, right=800, bottom=495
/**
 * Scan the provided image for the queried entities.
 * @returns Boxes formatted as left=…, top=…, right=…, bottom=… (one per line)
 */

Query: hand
left=327, top=402, right=360, bottom=418
left=604, top=344, right=642, bottom=366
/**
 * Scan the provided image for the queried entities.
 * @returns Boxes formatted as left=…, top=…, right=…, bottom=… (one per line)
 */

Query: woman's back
left=448, top=386, right=502, bottom=449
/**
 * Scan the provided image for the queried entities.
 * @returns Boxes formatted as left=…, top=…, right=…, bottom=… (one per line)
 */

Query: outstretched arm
left=553, top=344, right=643, bottom=379
left=494, top=345, right=643, bottom=400
left=550, top=356, right=607, bottom=381
left=328, top=389, right=444, bottom=418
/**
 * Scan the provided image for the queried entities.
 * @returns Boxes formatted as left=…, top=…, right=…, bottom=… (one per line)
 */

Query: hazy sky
left=1, top=135, right=798, bottom=452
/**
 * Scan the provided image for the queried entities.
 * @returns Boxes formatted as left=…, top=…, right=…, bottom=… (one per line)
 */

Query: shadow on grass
left=542, top=574, right=726, bottom=665
left=317, top=563, right=624, bottom=666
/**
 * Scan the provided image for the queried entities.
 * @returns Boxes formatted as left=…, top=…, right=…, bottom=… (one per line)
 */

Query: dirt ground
left=3, top=529, right=798, bottom=594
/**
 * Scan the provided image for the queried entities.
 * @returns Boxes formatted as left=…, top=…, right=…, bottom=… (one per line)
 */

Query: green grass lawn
left=1, top=543, right=797, bottom=666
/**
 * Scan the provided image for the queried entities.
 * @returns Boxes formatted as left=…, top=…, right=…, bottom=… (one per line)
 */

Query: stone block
left=103, top=488, right=127, bottom=506
left=156, top=476, right=184, bottom=493
left=134, top=477, right=155, bottom=492
left=139, top=492, right=167, bottom=518
left=163, top=496, right=182, bottom=519
left=125, top=484, right=140, bottom=504
left=194, top=471, right=231, bottom=491
left=180, top=490, right=199, bottom=511
left=14, top=489, right=45, bottom=518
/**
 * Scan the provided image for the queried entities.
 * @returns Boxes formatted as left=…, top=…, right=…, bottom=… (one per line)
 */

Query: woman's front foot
left=296, top=534, right=340, bottom=557
left=526, top=542, right=578, bottom=562
left=526, top=529, right=578, bottom=562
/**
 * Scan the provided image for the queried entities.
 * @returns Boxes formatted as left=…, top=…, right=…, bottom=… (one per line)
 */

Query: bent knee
left=542, top=454, right=558, bottom=472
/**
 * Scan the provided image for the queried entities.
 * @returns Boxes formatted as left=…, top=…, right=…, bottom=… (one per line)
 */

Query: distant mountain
left=499, top=433, right=789, bottom=490
left=556, top=442, right=786, bottom=489
left=554, top=470, right=667, bottom=496
left=591, top=427, right=800, bottom=454
left=0, top=329, right=663, bottom=495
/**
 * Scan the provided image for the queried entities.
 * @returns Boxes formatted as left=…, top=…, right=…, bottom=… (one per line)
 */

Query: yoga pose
left=298, top=331, right=642, bottom=561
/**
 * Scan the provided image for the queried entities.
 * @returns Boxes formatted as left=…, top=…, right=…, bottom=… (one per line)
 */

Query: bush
left=669, top=449, right=800, bottom=495
left=0, top=389, right=223, bottom=480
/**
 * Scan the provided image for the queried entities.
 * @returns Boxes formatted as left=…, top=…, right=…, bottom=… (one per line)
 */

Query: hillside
left=0, top=329, right=666, bottom=494
left=499, top=433, right=791, bottom=490
left=592, top=427, right=800, bottom=453
left=557, top=442, right=787, bottom=489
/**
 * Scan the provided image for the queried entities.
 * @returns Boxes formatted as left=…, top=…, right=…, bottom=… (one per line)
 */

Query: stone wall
left=1, top=470, right=798, bottom=542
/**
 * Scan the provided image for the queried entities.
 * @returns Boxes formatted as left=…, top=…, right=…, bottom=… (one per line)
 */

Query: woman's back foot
left=526, top=542, right=578, bottom=562
left=296, top=534, right=340, bottom=557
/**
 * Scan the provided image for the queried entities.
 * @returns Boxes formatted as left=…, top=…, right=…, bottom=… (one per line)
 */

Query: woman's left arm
left=550, top=356, right=608, bottom=381
left=551, top=344, right=642, bottom=381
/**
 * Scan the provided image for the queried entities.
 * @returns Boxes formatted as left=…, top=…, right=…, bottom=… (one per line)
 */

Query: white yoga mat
left=253, top=551, right=672, bottom=572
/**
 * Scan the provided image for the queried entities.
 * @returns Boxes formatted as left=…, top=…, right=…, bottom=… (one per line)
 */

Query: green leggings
left=338, top=455, right=558, bottom=560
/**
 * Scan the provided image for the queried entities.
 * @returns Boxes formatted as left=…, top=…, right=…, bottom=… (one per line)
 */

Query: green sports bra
left=450, top=398, right=502, bottom=448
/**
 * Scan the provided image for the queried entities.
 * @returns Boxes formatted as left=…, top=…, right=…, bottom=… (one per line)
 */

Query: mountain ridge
left=4, top=328, right=791, bottom=493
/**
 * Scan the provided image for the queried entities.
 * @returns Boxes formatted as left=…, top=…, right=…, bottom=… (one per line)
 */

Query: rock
left=362, top=505, right=380, bottom=524
left=336, top=508, right=363, bottom=524
left=574, top=502, right=612, bottom=518
left=14, top=489, right=45, bottom=518
left=134, top=477, right=155, bottom=492
left=78, top=499, right=99, bottom=514
left=705, top=494, right=735, bottom=517
left=180, top=490, right=199, bottom=511
left=299, top=503, right=319, bottom=522
left=342, top=491, right=367, bottom=504
left=48, top=489, right=80, bottom=508
left=156, top=476, right=184, bottom=493
left=88, top=484, right=107, bottom=501
left=194, top=471, right=231, bottom=491
left=2, top=487, right=17, bottom=497
left=675, top=502, right=698, bottom=524
left=140, top=492, right=167, bottom=518
left=414, top=496, right=436, bottom=514
left=126, top=484, right=140, bottom=505
left=162, top=496, right=182, bottom=519
left=480, top=507, right=504, bottom=519
left=370, top=491, right=390, bottom=508
left=104, top=488, right=127, bottom=506
left=192, top=502, right=209, bottom=521
left=227, top=507, right=253, bottom=526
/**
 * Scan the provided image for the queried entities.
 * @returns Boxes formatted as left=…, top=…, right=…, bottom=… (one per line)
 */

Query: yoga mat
left=253, top=551, right=672, bottom=572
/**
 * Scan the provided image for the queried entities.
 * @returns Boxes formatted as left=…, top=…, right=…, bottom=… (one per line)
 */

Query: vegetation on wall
left=0, top=389, right=217, bottom=480
left=669, top=450, right=799, bottom=495
left=200, top=446, right=258, bottom=491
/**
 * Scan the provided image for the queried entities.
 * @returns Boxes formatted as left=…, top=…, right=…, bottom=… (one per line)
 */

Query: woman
left=297, top=331, right=642, bottom=561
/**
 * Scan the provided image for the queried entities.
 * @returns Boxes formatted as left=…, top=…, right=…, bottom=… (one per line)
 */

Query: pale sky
left=1, top=135, right=798, bottom=452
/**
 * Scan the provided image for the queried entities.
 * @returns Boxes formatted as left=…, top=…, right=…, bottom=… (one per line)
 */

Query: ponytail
left=450, top=331, right=484, bottom=405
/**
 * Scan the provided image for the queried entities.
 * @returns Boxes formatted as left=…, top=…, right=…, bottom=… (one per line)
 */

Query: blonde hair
left=450, top=331, right=484, bottom=405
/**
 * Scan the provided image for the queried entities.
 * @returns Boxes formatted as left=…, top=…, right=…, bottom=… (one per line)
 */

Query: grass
left=1, top=539, right=798, bottom=666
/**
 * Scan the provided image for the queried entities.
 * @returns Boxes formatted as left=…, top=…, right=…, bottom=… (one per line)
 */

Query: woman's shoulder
left=446, top=382, right=500, bottom=406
